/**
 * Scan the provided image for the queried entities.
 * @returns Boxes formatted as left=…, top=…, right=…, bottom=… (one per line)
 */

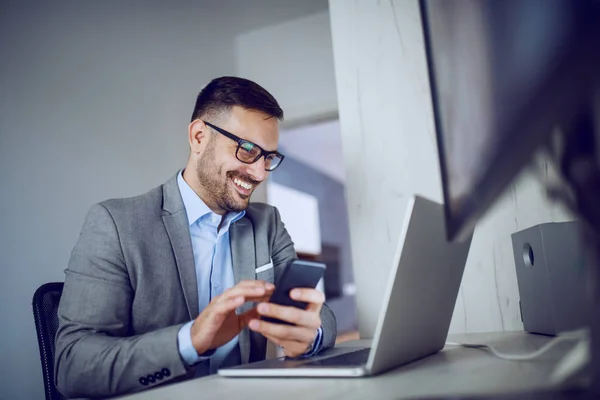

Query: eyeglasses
left=202, top=120, right=285, bottom=171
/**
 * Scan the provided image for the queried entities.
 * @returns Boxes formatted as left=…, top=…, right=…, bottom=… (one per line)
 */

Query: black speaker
left=511, top=221, right=589, bottom=335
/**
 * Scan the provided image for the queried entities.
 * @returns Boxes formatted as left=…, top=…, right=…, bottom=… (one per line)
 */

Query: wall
left=328, top=0, right=572, bottom=339
left=0, top=1, right=329, bottom=399
left=267, top=182, right=322, bottom=255
left=235, top=11, right=338, bottom=127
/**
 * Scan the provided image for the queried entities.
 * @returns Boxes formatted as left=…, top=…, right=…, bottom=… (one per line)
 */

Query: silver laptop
left=218, top=195, right=472, bottom=377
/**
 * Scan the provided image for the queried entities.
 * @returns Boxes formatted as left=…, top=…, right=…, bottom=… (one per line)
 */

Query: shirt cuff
left=177, top=321, right=215, bottom=366
left=302, top=326, right=323, bottom=358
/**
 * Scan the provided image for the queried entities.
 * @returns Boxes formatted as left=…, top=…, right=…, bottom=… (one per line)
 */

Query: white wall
left=267, top=182, right=322, bottom=255
left=235, top=11, right=338, bottom=127
left=0, top=1, right=328, bottom=399
left=328, top=0, right=572, bottom=339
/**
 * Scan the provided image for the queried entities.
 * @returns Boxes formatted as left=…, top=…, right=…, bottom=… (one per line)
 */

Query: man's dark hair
left=190, top=76, right=284, bottom=123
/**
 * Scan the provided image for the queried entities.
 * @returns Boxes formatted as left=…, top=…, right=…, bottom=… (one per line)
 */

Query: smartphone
left=261, top=260, right=326, bottom=325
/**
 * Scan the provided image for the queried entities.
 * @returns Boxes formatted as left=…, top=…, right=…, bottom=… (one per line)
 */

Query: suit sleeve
left=270, top=207, right=337, bottom=353
left=54, top=204, right=188, bottom=399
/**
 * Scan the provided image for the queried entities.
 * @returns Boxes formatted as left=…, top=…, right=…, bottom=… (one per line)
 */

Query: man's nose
left=245, top=157, right=267, bottom=182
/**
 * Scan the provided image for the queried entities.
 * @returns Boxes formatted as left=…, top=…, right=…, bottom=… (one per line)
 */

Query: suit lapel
left=162, top=174, right=199, bottom=319
left=230, top=217, right=256, bottom=364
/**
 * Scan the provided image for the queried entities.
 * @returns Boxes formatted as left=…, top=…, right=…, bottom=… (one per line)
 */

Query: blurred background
left=0, top=1, right=577, bottom=399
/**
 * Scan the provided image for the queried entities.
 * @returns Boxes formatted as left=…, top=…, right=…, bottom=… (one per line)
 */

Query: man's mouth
left=233, top=178, right=253, bottom=190
left=231, top=177, right=255, bottom=197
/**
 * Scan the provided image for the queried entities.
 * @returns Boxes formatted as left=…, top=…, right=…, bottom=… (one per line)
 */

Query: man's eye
left=240, top=142, right=255, bottom=153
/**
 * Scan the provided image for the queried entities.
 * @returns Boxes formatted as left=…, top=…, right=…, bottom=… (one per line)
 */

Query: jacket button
left=155, top=371, right=164, bottom=380
left=139, top=377, right=148, bottom=386
left=147, top=374, right=156, bottom=383
left=161, top=368, right=171, bottom=377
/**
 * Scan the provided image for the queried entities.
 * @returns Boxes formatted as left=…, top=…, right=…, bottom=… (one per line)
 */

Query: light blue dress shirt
left=176, top=172, right=244, bottom=374
left=176, top=171, right=323, bottom=374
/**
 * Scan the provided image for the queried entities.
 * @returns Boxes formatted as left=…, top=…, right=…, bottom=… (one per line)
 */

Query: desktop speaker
left=511, top=221, right=589, bottom=335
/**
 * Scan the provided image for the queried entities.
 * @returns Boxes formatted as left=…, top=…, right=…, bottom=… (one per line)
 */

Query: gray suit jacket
left=55, top=174, right=337, bottom=399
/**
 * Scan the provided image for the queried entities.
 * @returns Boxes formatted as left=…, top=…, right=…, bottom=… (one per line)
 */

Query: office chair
left=32, top=282, right=66, bottom=400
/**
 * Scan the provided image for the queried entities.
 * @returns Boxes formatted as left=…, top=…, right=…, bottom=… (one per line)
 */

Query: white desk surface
left=117, top=331, right=579, bottom=400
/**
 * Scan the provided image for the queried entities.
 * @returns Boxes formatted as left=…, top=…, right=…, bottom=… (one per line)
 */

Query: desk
left=118, top=332, right=582, bottom=400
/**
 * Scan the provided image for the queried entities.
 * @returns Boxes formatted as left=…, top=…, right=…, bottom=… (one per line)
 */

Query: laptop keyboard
left=302, top=348, right=371, bottom=367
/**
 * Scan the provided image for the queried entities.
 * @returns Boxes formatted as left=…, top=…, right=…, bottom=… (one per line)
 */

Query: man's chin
left=236, top=195, right=250, bottom=209
left=229, top=202, right=249, bottom=212
left=223, top=193, right=250, bottom=212
left=231, top=184, right=253, bottom=200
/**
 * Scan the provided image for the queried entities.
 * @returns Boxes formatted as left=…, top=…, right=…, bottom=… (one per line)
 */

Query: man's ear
left=188, top=119, right=208, bottom=154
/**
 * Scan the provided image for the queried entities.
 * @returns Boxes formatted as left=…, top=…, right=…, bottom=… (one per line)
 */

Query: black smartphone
left=261, top=260, right=326, bottom=325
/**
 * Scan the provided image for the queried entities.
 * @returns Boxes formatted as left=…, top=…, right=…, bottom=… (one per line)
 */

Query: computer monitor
left=420, top=0, right=600, bottom=242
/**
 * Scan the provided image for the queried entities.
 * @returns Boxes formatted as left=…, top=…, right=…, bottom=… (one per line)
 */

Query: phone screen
left=261, top=260, right=326, bottom=325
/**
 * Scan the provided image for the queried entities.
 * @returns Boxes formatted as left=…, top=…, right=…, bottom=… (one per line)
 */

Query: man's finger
left=289, top=288, right=324, bottom=312
left=227, top=283, right=274, bottom=297
left=263, top=333, right=283, bottom=347
left=239, top=308, right=260, bottom=327
left=211, top=296, right=244, bottom=317
left=248, top=319, right=316, bottom=343
left=280, top=341, right=310, bottom=358
left=219, top=285, right=273, bottom=303
left=236, top=280, right=276, bottom=290
left=219, top=281, right=274, bottom=300
left=230, top=293, right=274, bottom=305
left=263, top=334, right=307, bottom=358
left=251, top=294, right=274, bottom=303
left=289, top=288, right=324, bottom=304
left=257, top=303, right=320, bottom=329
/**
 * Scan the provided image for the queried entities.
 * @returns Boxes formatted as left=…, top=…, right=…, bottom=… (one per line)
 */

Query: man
left=55, top=76, right=337, bottom=398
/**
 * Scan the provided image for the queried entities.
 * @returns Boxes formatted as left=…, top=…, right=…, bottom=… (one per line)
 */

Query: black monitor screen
left=420, top=0, right=599, bottom=241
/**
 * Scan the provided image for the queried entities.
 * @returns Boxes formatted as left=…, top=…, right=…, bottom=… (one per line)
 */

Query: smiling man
left=54, top=77, right=337, bottom=399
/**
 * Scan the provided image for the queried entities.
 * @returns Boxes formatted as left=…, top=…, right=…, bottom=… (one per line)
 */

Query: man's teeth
left=233, top=178, right=253, bottom=190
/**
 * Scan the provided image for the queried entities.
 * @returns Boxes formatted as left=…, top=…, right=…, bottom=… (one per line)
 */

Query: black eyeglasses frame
left=202, top=120, right=285, bottom=171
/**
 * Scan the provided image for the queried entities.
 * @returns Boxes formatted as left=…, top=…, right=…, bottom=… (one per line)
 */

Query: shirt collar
left=176, top=170, right=245, bottom=228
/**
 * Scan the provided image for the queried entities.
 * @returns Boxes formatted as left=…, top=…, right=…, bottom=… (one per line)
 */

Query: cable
left=445, top=329, right=588, bottom=361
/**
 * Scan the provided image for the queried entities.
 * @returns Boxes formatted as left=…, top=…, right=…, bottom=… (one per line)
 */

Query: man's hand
left=249, top=288, right=324, bottom=358
left=190, top=280, right=274, bottom=355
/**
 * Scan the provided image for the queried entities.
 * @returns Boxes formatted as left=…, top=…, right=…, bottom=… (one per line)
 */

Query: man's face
left=195, top=106, right=279, bottom=213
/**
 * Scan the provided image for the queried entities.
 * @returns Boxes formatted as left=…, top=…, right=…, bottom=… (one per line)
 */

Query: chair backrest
left=32, top=282, right=66, bottom=400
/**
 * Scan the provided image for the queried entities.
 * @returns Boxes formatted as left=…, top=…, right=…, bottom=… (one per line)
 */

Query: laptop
left=218, top=195, right=473, bottom=377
